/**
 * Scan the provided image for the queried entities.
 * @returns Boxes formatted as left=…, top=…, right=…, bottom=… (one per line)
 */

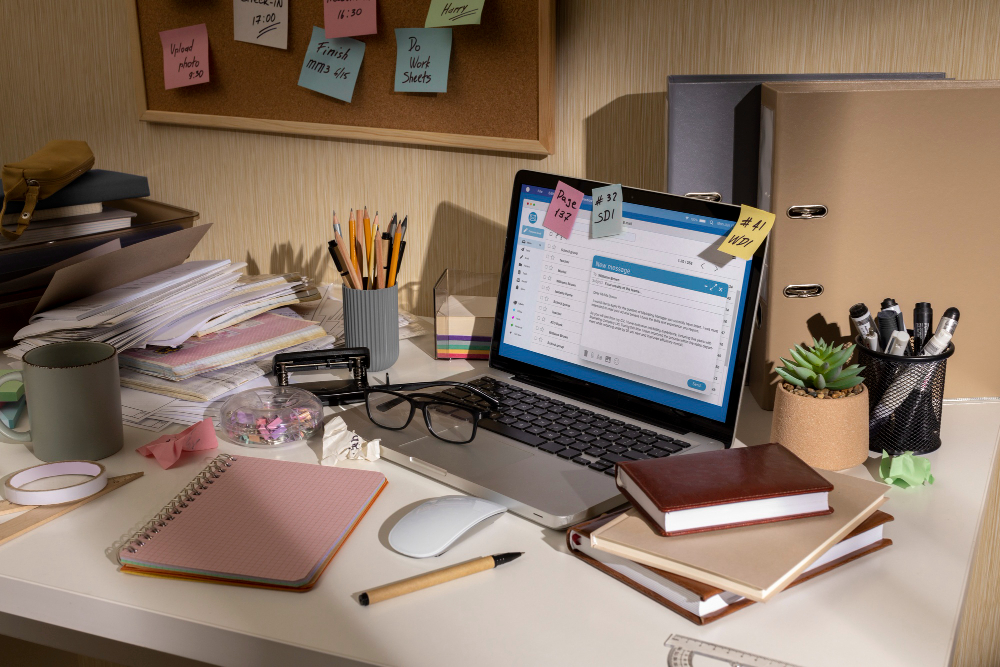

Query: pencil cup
left=856, top=334, right=954, bottom=455
left=342, top=284, right=399, bottom=372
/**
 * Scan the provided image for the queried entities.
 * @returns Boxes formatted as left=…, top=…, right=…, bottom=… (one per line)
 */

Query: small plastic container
left=220, top=386, right=323, bottom=448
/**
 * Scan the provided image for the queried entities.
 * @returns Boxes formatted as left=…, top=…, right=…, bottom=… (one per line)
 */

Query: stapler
left=273, top=347, right=372, bottom=406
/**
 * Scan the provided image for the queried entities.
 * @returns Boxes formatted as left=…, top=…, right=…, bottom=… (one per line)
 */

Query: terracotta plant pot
left=770, top=384, right=869, bottom=471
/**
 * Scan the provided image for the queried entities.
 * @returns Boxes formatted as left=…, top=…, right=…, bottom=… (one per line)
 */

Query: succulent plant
left=776, top=338, right=865, bottom=391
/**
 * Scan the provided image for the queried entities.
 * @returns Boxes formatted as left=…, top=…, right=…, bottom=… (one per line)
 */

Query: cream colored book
left=590, top=469, right=887, bottom=602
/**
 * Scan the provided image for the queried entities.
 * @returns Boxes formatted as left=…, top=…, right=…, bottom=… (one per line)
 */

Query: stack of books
left=569, top=444, right=890, bottom=624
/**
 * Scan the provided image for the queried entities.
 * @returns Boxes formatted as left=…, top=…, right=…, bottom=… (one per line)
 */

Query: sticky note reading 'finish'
left=159, top=24, right=210, bottom=90
left=591, top=183, right=622, bottom=238
left=298, top=27, right=366, bottom=103
left=325, top=0, right=377, bottom=38
left=425, top=0, right=486, bottom=27
left=233, top=0, right=288, bottom=50
left=543, top=181, right=583, bottom=239
left=394, top=28, right=452, bottom=93
left=720, top=204, right=775, bottom=260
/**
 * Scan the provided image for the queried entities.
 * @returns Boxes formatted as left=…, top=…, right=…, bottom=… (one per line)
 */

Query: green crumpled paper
left=879, top=451, right=934, bottom=488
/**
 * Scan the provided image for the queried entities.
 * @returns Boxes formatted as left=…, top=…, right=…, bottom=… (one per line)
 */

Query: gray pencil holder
left=342, top=284, right=400, bottom=372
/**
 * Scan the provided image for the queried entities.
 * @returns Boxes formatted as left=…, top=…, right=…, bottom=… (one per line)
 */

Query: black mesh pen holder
left=856, top=334, right=954, bottom=455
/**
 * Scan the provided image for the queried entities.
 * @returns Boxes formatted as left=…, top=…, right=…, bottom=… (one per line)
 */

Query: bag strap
left=0, top=171, right=36, bottom=241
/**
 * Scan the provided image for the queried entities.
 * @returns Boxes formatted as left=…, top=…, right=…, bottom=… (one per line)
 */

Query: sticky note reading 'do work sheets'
left=159, top=24, right=210, bottom=90
left=394, top=28, right=452, bottom=93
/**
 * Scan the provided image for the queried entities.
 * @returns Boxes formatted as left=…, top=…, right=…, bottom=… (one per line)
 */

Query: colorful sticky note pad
left=233, top=0, right=288, bottom=50
left=591, top=184, right=623, bottom=238
left=159, top=24, right=210, bottom=90
left=425, top=0, right=486, bottom=27
left=0, top=397, right=26, bottom=429
left=0, top=369, right=24, bottom=403
left=298, top=27, right=366, bottom=103
left=394, top=28, right=452, bottom=93
left=720, top=204, right=775, bottom=260
left=324, top=0, right=377, bottom=38
left=543, top=181, right=584, bottom=239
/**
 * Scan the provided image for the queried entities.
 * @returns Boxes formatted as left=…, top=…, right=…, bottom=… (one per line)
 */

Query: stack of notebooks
left=434, top=294, right=495, bottom=359
left=569, top=444, right=890, bottom=624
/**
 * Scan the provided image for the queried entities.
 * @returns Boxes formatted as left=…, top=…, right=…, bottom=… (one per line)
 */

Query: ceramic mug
left=0, top=341, right=124, bottom=462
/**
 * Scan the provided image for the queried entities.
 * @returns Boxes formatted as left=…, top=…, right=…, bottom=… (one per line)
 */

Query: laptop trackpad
left=396, top=436, right=533, bottom=479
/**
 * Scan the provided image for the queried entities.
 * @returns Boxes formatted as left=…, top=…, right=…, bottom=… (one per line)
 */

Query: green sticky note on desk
left=394, top=28, right=452, bottom=93
left=425, top=0, right=486, bottom=27
left=297, top=27, right=366, bottom=103
left=0, top=369, right=24, bottom=402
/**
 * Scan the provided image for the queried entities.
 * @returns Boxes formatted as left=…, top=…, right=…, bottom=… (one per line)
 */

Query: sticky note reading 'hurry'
left=233, top=0, right=288, bottom=50
left=394, top=28, right=452, bottom=93
left=543, top=181, right=583, bottom=239
left=159, top=24, right=210, bottom=90
left=325, top=0, right=377, bottom=38
left=298, top=27, right=366, bottom=103
left=590, top=183, right=622, bottom=238
left=425, top=0, right=486, bottom=27
left=720, top=204, right=775, bottom=260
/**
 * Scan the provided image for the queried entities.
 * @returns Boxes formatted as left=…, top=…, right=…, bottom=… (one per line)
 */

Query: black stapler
left=272, top=347, right=372, bottom=406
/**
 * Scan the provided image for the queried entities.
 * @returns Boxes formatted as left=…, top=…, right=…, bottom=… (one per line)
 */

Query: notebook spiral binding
left=116, top=454, right=237, bottom=565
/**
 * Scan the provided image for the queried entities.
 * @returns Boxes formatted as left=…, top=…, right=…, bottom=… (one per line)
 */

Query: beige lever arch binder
left=749, top=80, right=1000, bottom=409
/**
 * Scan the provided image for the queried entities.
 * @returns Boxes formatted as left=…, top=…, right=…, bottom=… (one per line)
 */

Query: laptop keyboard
left=445, top=376, right=691, bottom=476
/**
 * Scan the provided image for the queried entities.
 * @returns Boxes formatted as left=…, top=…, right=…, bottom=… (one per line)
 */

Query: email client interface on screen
left=498, top=185, right=753, bottom=423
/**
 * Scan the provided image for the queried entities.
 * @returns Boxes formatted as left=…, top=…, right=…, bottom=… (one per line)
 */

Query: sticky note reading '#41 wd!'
left=720, top=204, right=775, bottom=260
left=543, top=180, right=583, bottom=239
left=159, top=24, right=210, bottom=90
left=298, top=27, right=366, bottom=103
left=590, top=184, right=622, bottom=238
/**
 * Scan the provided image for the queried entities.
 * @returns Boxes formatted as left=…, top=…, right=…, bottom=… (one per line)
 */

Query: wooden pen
left=358, top=553, right=523, bottom=606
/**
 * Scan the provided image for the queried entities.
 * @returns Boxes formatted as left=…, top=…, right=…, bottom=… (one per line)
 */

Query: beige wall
left=2, top=1, right=999, bottom=664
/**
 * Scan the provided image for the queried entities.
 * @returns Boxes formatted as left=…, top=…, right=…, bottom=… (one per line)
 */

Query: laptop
left=342, top=170, right=766, bottom=528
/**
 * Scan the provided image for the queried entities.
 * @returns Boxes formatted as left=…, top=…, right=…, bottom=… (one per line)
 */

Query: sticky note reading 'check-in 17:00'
left=543, top=181, right=584, bottom=239
left=159, top=24, right=210, bottom=90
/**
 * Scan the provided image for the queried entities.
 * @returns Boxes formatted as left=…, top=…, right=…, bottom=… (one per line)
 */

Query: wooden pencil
left=348, top=209, right=357, bottom=274
left=388, top=216, right=406, bottom=288
left=334, top=228, right=362, bottom=289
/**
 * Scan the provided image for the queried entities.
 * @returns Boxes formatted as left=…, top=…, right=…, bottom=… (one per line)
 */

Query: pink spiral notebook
left=118, top=455, right=387, bottom=591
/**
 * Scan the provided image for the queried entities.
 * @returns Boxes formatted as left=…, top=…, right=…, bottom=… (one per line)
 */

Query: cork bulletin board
left=127, top=0, right=554, bottom=154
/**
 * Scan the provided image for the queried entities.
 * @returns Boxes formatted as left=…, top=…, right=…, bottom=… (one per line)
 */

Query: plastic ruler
left=665, top=635, right=802, bottom=667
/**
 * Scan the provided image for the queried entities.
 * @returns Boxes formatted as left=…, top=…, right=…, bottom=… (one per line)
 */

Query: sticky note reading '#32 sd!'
left=394, top=28, right=452, bottom=93
left=159, top=24, right=210, bottom=90
left=298, top=27, right=366, bottom=103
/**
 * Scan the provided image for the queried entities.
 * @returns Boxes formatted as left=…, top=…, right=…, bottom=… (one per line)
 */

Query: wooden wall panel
left=1, top=3, right=999, bottom=664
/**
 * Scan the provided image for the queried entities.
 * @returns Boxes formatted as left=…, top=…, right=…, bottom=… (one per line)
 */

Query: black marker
left=881, top=298, right=906, bottom=332
left=913, top=302, right=933, bottom=353
left=850, top=303, right=876, bottom=338
left=877, top=311, right=897, bottom=351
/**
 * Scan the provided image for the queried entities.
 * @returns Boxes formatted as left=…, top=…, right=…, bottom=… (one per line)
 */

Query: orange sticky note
left=160, top=24, right=210, bottom=90
left=720, top=205, right=775, bottom=260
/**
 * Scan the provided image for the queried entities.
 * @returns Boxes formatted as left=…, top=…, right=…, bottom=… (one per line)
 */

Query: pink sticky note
left=325, top=0, right=377, bottom=38
left=543, top=181, right=584, bottom=239
left=136, top=419, right=218, bottom=469
left=159, top=24, right=210, bottom=90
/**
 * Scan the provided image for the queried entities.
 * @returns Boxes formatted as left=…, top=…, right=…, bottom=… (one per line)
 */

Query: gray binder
left=665, top=73, right=947, bottom=205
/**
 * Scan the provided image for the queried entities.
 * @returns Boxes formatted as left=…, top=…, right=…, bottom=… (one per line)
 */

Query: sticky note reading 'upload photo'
left=324, top=0, right=377, bottom=39
left=159, top=24, right=210, bottom=90
left=394, top=28, right=452, bottom=93
left=298, top=26, right=366, bottom=103
left=543, top=181, right=584, bottom=239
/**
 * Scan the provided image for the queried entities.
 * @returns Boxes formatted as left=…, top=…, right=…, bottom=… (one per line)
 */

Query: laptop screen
left=493, top=173, right=760, bottom=432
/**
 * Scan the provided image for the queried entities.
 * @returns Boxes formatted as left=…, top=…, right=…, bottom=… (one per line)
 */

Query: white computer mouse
left=388, top=495, right=507, bottom=558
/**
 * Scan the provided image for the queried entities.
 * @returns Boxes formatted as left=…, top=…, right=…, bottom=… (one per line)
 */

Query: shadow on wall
left=412, top=202, right=507, bottom=316
left=585, top=93, right=666, bottom=192
left=245, top=244, right=329, bottom=282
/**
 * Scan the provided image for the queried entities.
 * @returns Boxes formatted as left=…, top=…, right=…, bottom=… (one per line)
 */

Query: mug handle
left=0, top=372, right=30, bottom=442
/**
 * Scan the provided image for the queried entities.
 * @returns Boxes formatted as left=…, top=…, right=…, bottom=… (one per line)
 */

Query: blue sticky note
left=0, top=397, right=25, bottom=429
left=298, top=27, right=366, bottom=103
left=591, top=184, right=623, bottom=238
left=394, top=28, right=452, bottom=93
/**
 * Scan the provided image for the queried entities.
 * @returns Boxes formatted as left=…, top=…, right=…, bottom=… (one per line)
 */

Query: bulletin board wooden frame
left=126, top=1, right=554, bottom=155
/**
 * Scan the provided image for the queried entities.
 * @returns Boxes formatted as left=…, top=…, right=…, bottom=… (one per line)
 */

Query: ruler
left=0, top=472, right=144, bottom=547
left=665, top=635, right=802, bottom=667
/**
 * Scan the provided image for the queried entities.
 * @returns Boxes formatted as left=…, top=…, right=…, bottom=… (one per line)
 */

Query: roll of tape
left=4, top=461, right=108, bottom=506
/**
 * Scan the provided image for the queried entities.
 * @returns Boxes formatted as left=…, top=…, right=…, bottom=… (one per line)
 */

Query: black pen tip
left=492, top=552, right=523, bottom=567
left=358, top=592, right=369, bottom=606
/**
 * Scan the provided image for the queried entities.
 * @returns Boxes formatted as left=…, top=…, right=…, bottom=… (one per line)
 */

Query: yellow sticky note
left=720, top=205, right=775, bottom=260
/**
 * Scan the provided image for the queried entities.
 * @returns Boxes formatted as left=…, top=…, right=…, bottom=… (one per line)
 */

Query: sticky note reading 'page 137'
left=159, top=24, right=210, bottom=90
left=325, top=0, right=377, bottom=38
left=543, top=181, right=583, bottom=239
left=720, top=204, right=775, bottom=260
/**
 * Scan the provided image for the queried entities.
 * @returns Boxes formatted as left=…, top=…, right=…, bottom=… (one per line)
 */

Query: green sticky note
left=0, top=369, right=24, bottom=403
left=394, top=28, right=452, bottom=93
left=297, top=27, right=366, bottom=103
left=425, top=0, right=486, bottom=27
left=879, top=450, right=935, bottom=489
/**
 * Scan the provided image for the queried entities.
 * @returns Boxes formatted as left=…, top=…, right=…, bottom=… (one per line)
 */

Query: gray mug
left=0, top=342, right=124, bottom=462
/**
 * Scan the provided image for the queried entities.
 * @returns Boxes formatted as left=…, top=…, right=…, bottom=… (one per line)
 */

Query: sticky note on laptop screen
left=394, top=28, right=452, bottom=93
left=543, top=181, right=584, bottom=239
left=160, top=24, right=210, bottom=90
left=425, top=0, right=486, bottom=27
left=591, top=184, right=623, bottom=238
left=325, top=0, right=377, bottom=38
left=298, top=27, right=366, bottom=103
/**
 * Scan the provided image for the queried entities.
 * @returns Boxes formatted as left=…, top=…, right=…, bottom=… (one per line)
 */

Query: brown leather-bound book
left=616, top=443, right=833, bottom=537
left=568, top=510, right=893, bottom=625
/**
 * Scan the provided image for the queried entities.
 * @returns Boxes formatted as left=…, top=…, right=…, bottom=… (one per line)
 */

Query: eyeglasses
left=363, top=381, right=500, bottom=444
